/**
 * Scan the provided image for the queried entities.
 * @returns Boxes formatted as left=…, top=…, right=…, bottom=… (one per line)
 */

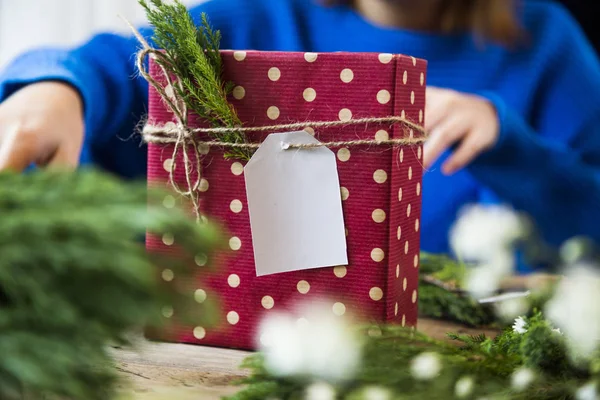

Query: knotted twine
left=126, top=19, right=428, bottom=222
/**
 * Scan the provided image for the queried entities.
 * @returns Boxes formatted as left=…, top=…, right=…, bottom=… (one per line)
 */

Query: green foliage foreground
left=228, top=312, right=598, bottom=400
left=0, top=169, right=223, bottom=400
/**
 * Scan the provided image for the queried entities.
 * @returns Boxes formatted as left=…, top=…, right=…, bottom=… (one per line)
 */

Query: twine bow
left=125, top=18, right=428, bottom=222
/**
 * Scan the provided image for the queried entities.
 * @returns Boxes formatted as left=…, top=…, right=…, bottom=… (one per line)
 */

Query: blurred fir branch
left=228, top=312, right=593, bottom=400
left=139, top=0, right=252, bottom=161
left=418, top=253, right=496, bottom=327
left=0, top=169, right=224, bottom=400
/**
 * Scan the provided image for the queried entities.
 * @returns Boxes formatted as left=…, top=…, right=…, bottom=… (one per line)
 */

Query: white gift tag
left=244, top=131, right=348, bottom=277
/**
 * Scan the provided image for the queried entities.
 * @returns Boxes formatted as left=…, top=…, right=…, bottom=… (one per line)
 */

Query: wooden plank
left=112, top=319, right=501, bottom=399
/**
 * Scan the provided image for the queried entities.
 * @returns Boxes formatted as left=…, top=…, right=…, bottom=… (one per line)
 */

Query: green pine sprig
left=139, top=0, right=252, bottom=161
left=0, top=169, right=224, bottom=400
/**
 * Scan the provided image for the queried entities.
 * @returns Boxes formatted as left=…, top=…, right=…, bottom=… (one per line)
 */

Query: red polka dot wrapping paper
left=146, top=50, right=427, bottom=351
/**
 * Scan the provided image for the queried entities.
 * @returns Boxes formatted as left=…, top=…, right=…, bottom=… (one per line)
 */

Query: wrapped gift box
left=146, top=50, right=427, bottom=350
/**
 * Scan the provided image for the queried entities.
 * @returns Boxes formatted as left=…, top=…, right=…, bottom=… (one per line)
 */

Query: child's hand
left=0, top=82, right=84, bottom=171
left=423, top=87, right=500, bottom=175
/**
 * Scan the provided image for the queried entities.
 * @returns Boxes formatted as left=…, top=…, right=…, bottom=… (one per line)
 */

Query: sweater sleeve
left=468, top=5, right=600, bottom=246
left=0, top=0, right=238, bottom=165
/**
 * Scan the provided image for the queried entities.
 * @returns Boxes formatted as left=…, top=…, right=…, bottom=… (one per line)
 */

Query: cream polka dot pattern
left=405, top=241, right=410, bottom=255
left=417, top=182, right=421, bottom=196
left=229, top=237, right=242, bottom=251
left=233, top=86, right=245, bottom=100
left=415, top=219, right=420, bottom=232
left=233, top=51, right=247, bottom=61
left=402, top=314, right=407, bottom=327
left=373, top=170, right=388, bottom=184
left=303, top=88, right=317, bottom=102
left=231, top=162, right=244, bottom=176
left=419, top=109, right=423, bottom=123
left=304, top=52, right=318, bottom=62
left=297, top=280, right=310, bottom=294
left=397, top=226, right=402, bottom=240
left=412, top=290, right=418, bottom=304
left=230, top=199, right=243, bottom=213
left=337, top=148, right=351, bottom=162
left=377, top=89, right=391, bottom=104
left=162, top=306, right=174, bottom=318
left=339, top=108, right=352, bottom=122
left=162, top=269, right=174, bottom=282
left=395, top=302, right=399, bottom=316
left=403, top=70, right=408, bottom=84
left=340, top=187, right=350, bottom=201
left=411, top=91, right=415, bottom=105
left=378, top=53, right=393, bottom=64
left=228, top=274, right=241, bottom=288
left=375, top=130, right=389, bottom=142
left=163, top=195, right=176, bottom=209
left=162, top=233, right=175, bottom=246
left=268, top=67, right=281, bottom=81
left=194, top=289, right=207, bottom=303
left=420, top=72, right=425, bottom=86
left=403, top=278, right=408, bottom=291
left=369, top=287, right=384, bottom=301
left=267, top=106, right=280, bottom=120
left=199, top=178, right=209, bottom=193
left=340, top=68, right=354, bottom=83
left=418, top=146, right=423, bottom=160
left=372, top=209, right=386, bottom=223
left=262, top=296, right=275, bottom=310
left=163, top=158, right=174, bottom=172
left=334, top=266, right=347, bottom=278
left=396, top=264, right=400, bottom=278
left=195, top=254, right=208, bottom=267
left=193, top=326, right=206, bottom=340
left=227, top=311, right=240, bottom=325
left=400, top=149, right=404, bottom=163
left=399, top=187, right=403, bottom=202
left=333, top=302, right=346, bottom=316
left=304, top=127, right=315, bottom=135
left=407, top=204, right=412, bottom=217
left=371, top=248, right=385, bottom=262
left=414, top=254, right=419, bottom=268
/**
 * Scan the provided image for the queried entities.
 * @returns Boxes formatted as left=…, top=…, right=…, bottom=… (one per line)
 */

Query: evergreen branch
left=139, top=0, right=252, bottom=160
left=0, top=169, right=224, bottom=399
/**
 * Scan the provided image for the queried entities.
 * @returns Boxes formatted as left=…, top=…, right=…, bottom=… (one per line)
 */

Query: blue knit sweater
left=2, top=0, right=600, bottom=267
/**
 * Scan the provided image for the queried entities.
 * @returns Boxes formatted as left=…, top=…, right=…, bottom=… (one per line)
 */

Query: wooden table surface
left=113, top=318, right=500, bottom=400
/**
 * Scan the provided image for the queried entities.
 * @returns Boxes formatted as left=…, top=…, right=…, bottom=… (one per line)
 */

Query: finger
left=46, top=143, right=81, bottom=170
left=0, top=125, right=36, bottom=172
left=424, top=87, right=450, bottom=131
left=442, top=131, right=489, bottom=175
left=423, top=116, right=468, bottom=170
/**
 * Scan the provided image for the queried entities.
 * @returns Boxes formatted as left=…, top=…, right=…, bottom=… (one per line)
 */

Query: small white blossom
left=553, top=328, right=563, bottom=335
left=576, top=382, right=599, bottom=400
left=411, top=352, right=442, bottom=381
left=495, top=297, right=529, bottom=322
left=362, top=386, right=391, bottom=400
left=455, top=376, right=475, bottom=398
left=511, top=368, right=536, bottom=392
left=545, top=264, right=600, bottom=357
left=305, top=382, right=336, bottom=400
left=450, top=204, right=524, bottom=263
left=465, top=251, right=515, bottom=299
left=512, top=316, right=527, bottom=334
left=258, top=304, right=362, bottom=383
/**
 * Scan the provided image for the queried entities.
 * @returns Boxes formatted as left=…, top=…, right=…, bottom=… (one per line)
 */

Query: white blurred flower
left=455, top=376, right=475, bottom=398
left=545, top=264, right=600, bottom=357
left=258, top=305, right=362, bottom=383
left=512, top=316, right=527, bottom=334
left=450, top=204, right=524, bottom=263
left=553, top=328, right=563, bottom=335
left=305, top=382, right=336, bottom=400
left=411, top=352, right=441, bottom=381
left=576, top=382, right=599, bottom=400
left=495, top=298, right=529, bottom=322
left=511, top=368, right=535, bottom=391
left=362, top=386, right=391, bottom=400
left=465, top=250, right=515, bottom=299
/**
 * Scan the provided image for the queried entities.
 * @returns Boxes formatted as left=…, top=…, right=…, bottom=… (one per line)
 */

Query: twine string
left=123, top=17, right=427, bottom=222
